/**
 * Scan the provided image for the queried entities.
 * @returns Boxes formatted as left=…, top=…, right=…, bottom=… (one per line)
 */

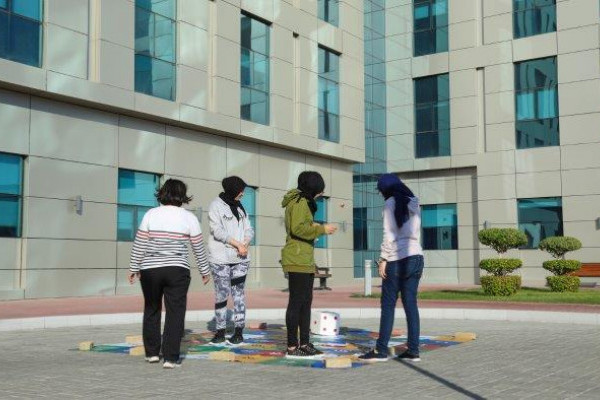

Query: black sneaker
left=358, top=349, right=389, bottom=362
left=227, top=327, right=244, bottom=345
left=300, top=343, right=323, bottom=356
left=209, top=329, right=226, bottom=345
left=285, top=346, right=315, bottom=359
left=397, top=350, right=420, bottom=362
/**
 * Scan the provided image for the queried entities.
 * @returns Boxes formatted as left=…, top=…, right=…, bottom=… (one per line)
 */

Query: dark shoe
left=285, top=346, right=316, bottom=359
left=209, top=329, right=226, bottom=345
left=300, top=343, right=323, bottom=356
left=358, top=349, right=389, bottom=362
left=227, top=327, right=244, bottom=345
left=397, top=350, right=420, bottom=362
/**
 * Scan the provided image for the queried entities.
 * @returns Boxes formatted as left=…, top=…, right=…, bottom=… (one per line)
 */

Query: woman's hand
left=323, top=224, right=337, bottom=235
left=378, top=260, right=387, bottom=279
left=202, top=275, right=211, bottom=285
left=128, top=272, right=140, bottom=285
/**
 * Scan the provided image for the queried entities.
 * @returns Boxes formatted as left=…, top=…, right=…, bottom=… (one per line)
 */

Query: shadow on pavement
left=395, top=358, right=486, bottom=400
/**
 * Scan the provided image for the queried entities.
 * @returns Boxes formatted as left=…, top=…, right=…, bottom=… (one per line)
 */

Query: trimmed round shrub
left=479, top=258, right=522, bottom=276
left=478, top=228, right=527, bottom=254
left=546, top=276, right=580, bottom=292
left=480, top=275, right=521, bottom=296
left=542, top=260, right=582, bottom=276
left=538, top=236, right=582, bottom=259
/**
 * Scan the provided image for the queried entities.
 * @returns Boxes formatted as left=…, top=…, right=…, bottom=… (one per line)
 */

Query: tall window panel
left=318, top=46, right=340, bottom=142
left=354, top=0, right=387, bottom=278
left=0, top=0, right=43, bottom=67
left=240, top=186, right=257, bottom=245
left=315, top=197, right=328, bottom=249
left=421, top=204, right=457, bottom=250
left=241, top=14, right=270, bottom=125
left=318, top=0, right=339, bottom=26
left=513, top=0, right=556, bottom=39
left=117, top=169, right=160, bottom=241
left=0, top=153, right=24, bottom=238
left=413, top=0, right=448, bottom=57
left=515, top=57, right=559, bottom=149
left=518, top=197, right=563, bottom=249
left=135, top=0, right=176, bottom=101
left=414, top=73, right=450, bottom=158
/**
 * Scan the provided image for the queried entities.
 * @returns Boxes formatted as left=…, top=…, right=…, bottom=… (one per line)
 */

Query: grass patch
left=351, top=287, right=600, bottom=305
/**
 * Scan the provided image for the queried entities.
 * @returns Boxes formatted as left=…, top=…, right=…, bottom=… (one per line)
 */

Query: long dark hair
left=156, top=179, right=192, bottom=207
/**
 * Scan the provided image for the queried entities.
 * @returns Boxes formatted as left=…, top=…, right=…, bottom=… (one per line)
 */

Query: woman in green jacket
left=281, top=171, right=337, bottom=358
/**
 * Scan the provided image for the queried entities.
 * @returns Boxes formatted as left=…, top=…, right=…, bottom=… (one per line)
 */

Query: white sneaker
left=145, top=356, right=160, bottom=363
left=163, top=361, right=180, bottom=369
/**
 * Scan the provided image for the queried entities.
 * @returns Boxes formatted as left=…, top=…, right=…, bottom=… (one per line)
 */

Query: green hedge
left=478, top=228, right=527, bottom=254
left=481, top=275, right=521, bottom=296
left=479, top=258, right=522, bottom=276
left=542, top=260, right=582, bottom=276
left=539, top=236, right=582, bottom=259
left=546, top=276, right=580, bottom=292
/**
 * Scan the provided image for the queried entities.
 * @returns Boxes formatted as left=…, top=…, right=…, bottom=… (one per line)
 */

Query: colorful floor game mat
left=78, top=325, right=476, bottom=369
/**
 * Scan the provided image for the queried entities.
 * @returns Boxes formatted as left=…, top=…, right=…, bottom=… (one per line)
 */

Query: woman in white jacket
left=207, top=176, right=254, bottom=345
left=359, top=174, right=424, bottom=362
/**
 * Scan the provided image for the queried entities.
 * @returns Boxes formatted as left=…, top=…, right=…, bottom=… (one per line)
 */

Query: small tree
left=539, top=236, right=582, bottom=292
left=478, top=228, right=527, bottom=296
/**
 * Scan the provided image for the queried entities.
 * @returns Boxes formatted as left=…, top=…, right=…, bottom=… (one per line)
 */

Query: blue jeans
left=375, top=255, right=424, bottom=356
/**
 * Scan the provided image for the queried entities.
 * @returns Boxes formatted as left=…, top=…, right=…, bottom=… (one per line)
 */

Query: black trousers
left=139, top=266, right=190, bottom=362
left=286, top=272, right=314, bottom=347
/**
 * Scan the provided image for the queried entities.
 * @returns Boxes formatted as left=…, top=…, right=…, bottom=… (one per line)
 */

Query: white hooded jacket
left=207, top=197, right=254, bottom=264
left=380, top=196, right=423, bottom=262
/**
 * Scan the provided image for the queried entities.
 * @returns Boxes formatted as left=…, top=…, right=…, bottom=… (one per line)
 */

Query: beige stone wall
left=385, top=0, right=600, bottom=286
left=0, top=1, right=363, bottom=298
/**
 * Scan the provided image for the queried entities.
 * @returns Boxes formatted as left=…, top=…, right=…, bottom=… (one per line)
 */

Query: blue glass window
left=314, top=197, right=328, bottom=249
left=240, top=186, right=257, bottom=245
left=414, top=73, right=450, bottom=158
left=413, top=0, right=448, bottom=57
left=515, top=57, right=559, bottom=149
left=241, top=14, right=270, bottom=125
left=117, top=169, right=160, bottom=241
left=518, top=197, right=562, bottom=249
left=318, top=0, right=339, bottom=26
left=513, top=0, right=556, bottom=39
left=0, top=0, right=43, bottom=67
left=0, top=152, right=24, bottom=238
left=135, top=0, right=176, bottom=101
left=318, top=47, right=340, bottom=142
left=354, top=0, right=387, bottom=277
left=421, top=204, right=457, bottom=250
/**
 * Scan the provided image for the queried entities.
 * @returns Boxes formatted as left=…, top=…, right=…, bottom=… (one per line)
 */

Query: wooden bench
left=314, top=266, right=332, bottom=291
left=571, top=263, right=600, bottom=277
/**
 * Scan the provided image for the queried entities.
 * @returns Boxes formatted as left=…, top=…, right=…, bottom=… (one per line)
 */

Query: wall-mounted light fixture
left=73, top=196, right=83, bottom=215
left=339, top=221, right=347, bottom=232
left=596, top=217, right=600, bottom=230
left=483, top=220, right=491, bottom=230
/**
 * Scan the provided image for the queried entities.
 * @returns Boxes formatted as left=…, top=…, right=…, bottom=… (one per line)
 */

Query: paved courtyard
left=1, top=318, right=599, bottom=400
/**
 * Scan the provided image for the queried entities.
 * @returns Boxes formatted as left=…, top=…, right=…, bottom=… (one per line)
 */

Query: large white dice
left=310, top=311, right=341, bottom=336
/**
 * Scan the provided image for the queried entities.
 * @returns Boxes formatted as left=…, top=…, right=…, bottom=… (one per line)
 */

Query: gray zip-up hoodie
left=207, top=197, right=254, bottom=264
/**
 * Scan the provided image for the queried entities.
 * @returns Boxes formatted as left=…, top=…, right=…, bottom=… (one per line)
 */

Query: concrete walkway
left=1, top=318, right=599, bottom=399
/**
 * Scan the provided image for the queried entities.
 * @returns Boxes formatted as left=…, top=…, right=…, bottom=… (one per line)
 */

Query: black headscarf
left=297, top=171, right=325, bottom=216
left=219, top=176, right=247, bottom=221
left=377, top=174, right=414, bottom=228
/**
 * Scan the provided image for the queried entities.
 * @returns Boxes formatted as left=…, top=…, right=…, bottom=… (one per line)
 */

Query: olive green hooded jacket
left=280, top=189, right=326, bottom=273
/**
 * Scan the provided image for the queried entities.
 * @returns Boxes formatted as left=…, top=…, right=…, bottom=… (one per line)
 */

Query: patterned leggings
left=211, top=262, right=249, bottom=330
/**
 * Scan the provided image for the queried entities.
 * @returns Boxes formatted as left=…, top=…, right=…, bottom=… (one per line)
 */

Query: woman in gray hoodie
left=207, top=176, right=254, bottom=345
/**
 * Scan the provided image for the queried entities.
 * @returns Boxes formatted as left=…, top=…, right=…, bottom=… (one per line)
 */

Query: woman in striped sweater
left=128, top=179, right=211, bottom=369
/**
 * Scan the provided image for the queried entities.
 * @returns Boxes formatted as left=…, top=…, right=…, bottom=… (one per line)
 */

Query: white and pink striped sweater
left=129, top=205, right=210, bottom=276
